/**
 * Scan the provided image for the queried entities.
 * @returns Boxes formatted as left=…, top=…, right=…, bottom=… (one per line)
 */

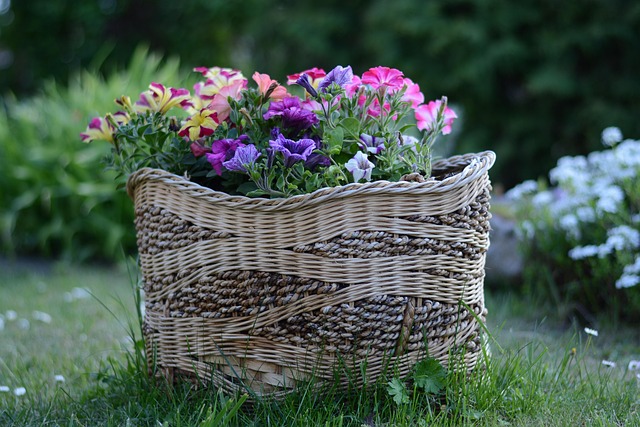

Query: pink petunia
left=415, top=99, right=457, bottom=135
left=361, top=66, right=405, bottom=91
left=252, top=72, right=289, bottom=101
left=401, top=78, right=424, bottom=109
left=208, top=80, right=246, bottom=121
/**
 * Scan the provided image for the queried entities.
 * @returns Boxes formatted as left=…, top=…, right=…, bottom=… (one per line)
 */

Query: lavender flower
left=318, top=65, right=354, bottom=93
left=358, top=134, right=385, bottom=155
left=345, top=151, right=374, bottom=182
left=269, top=133, right=316, bottom=168
left=222, top=144, right=262, bottom=173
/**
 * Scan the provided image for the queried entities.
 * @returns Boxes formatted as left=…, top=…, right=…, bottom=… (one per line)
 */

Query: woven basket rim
left=127, top=150, right=495, bottom=211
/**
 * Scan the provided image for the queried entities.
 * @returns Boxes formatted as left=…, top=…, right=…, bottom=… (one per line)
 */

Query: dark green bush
left=0, top=48, right=184, bottom=262
left=2, top=0, right=639, bottom=187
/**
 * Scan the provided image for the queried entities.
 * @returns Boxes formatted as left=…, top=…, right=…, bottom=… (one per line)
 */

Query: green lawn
left=1, top=259, right=638, bottom=426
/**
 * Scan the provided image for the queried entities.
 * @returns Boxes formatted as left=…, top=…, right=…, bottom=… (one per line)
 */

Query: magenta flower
left=269, top=133, right=316, bottom=167
left=135, top=82, right=192, bottom=114
left=361, top=67, right=405, bottom=92
left=205, top=137, right=247, bottom=175
left=344, top=75, right=362, bottom=98
left=318, top=65, right=354, bottom=92
left=401, top=78, right=424, bottom=109
left=222, top=144, right=261, bottom=173
left=415, top=100, right=458, bottom=135
left=80, top=116, right=115, bottom=144
left=345, top=151, right=375, bottom=182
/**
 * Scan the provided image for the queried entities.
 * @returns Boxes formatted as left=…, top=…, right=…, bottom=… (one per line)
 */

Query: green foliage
left=0, top=47, right=185, bottom=262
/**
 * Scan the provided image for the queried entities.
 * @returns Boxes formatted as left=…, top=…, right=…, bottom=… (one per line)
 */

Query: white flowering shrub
left=507, top=127, right=640, bottom=321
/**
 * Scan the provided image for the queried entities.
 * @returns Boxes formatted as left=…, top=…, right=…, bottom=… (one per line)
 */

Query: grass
left=0, top=259, right=638, bottom=426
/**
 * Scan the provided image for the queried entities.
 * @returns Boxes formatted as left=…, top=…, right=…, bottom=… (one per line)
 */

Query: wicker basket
left=126, top=151, right=495, bottom=397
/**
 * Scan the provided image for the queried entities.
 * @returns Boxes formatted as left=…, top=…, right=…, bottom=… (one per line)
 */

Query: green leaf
left=325, top=127, right=344, bottom=155
left=340, top=117, right=361, bottom=139
left=413, top=357, right=446, bottom=395
left=387, top=378, right=409, bottom=405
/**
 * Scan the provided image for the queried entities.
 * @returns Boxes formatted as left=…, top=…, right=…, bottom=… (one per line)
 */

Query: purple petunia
left=222, top=144, right=262, bottom=173
left=205, top=136, right=248, bottom=175
left=318, top=65, right=354, bottom=93
left=263, top=96, right=319, bottom=132
left=269, top=133, right=316, bottom=168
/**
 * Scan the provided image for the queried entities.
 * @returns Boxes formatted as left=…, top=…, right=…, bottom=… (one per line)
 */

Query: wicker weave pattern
left=128, top=151, right=495, bottom=397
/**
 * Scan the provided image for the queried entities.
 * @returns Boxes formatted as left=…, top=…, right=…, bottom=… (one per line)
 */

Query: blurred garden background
left=1, top=0, right=640, bottom=320
left=1, top=1, right=640, bottom=424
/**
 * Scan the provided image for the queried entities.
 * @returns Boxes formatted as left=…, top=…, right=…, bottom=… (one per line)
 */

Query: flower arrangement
left=81, top=65, right=456, bottom=197
left=506, top=127, right=640, bottom=320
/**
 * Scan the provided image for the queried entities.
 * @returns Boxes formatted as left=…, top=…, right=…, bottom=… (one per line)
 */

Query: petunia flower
left=345, top=151, right=375, bottom=182
left=401, top=78, right=424, bottom=109
left=80, top=116, right=115, bottom=144
left=295, top=74, right=319, bottom=98
left=206, top=137, right=247, bottom=175
left=415, top=99, right=457, bottom=135
left=361, top=66, right=405, bottom=92
left=252, top=72, right=289, bottom=100
left=208, top=80, right=246, bottom=121
left=358, top=134, right=386, bottom=154
left=287, top=67, right=326, bottom=86
left=178, top=109, right=219, bottom=141
left=318, top=65, right=354, bottom=93
left=263, top=96, right=319, bottom=131
left=194, top=66, right=246, bottom=94
left=135, top=82, right=192, bottom=115
left=222, top=144, right=262, bottom=173
left=269, top=133, right=316, bottom=168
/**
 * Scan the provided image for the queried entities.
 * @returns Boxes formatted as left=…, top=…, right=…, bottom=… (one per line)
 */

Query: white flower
left=623, top=256, right=640, bottom=274
left=575, top=206, right=596, bottom=223
left=54, top=374, right=65, bottom=383
left=0, top=317, right=4, bottom=331
left=569, top=245, right=600, bottom=260
left=596, top=185, right=624, bottom=214
left=32, top=311, right=52, bottom=324
left=345, top=151, right=374, bottom=183
left=0, top=385, right=9, bottom=392
left=5, top=310, right=17, bottom=321
left=505, top=180, right=538, bottom=201
left=559, top=214, right=580, bottom=239
left=601, top=127, right=623, bottom=147
left=584, top=327, right=599, bottom=337
left=13, top=387, right=26, bottom=396
left=532, top=190, right=554, bottom=208
left=64, top=287, right=92, bottom=302
left=606, top=225, right=640, bottom=251
left=601, top=360, right=616, bottom=368
left=17, top=319, right=30, bottom=330
left=628, top=360, right=640, bottom=371
left=616, top=274, right=639, bottom=289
